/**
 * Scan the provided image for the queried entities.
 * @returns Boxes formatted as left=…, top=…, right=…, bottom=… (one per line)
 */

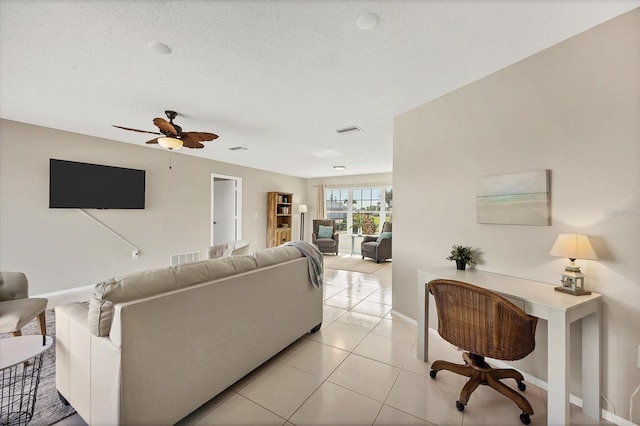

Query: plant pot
left=456, top=260, right=466, bottom=271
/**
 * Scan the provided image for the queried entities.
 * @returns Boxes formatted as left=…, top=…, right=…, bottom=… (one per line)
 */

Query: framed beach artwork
left=477, top=169, right=550, bottom=226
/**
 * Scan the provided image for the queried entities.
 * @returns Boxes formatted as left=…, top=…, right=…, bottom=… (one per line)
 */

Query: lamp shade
left=157, top=137, right=183, bottom=150
left=298, top=204, right=308, bottom=214
left=549, top=234, right=598, bottom=260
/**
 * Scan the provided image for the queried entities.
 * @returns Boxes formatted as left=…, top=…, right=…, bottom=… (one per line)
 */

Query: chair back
left=380, top=221, right=392, bottom=233
left=312, top=219, right=334, bottom=237
left=428, top=279, right=537, bottom=361
left=0, top=271, right=29, bottom=301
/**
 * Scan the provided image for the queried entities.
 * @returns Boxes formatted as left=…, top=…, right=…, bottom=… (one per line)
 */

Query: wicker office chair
left=428, top=279, right=538, bottom=425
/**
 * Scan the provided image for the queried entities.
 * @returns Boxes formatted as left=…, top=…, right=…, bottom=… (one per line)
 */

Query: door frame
left=210, top=173, right=243, bottom=246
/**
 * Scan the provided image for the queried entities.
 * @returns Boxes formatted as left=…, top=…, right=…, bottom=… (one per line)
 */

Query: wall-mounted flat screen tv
left=49, top=159, right=145, bottom=209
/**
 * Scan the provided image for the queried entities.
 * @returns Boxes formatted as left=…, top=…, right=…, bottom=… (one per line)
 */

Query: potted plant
left=350, top=212, right=364, bottom=235
left=446, top=245, right=474, bottom=270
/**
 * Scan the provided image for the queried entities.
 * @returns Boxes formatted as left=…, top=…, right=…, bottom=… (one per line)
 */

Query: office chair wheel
left=520, top=413, right=531, bottom=424
left=429, top=369, right=437, bottom=379
left=456, top=401, right=465, bottom=412
left=517, top=380, right=526, bottom=391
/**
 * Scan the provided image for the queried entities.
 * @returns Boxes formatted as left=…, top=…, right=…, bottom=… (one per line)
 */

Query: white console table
left=417, top=268, right=601, bottom=426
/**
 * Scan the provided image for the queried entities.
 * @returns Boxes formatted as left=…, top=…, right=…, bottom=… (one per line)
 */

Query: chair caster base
left=456, top=401, right=465, bottom=412
left=517, top=380, right=526, bottom=391
left=429, top=369, right=437, bottom=379
left=520, top=412, right=531, bottom=424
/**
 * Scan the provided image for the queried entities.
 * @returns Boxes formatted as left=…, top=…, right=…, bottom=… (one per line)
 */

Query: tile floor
left=56, top=258, right=611, bottom=426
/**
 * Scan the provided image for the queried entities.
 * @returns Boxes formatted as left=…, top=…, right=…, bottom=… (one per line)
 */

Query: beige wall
left=394, top=9, right=639, bottom=423
left=0, top=119, right=306, bottom=295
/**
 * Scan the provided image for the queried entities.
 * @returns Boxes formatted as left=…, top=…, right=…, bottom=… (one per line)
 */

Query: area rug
left=323, top=255, right=390, bottom=274
left=0, top=309, right=76, bottom=426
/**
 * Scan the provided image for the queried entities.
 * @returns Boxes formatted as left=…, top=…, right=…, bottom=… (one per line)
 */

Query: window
left=325, top=186, right=392, bottom=234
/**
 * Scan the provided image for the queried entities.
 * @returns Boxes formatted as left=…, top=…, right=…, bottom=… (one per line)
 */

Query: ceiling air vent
left=336, top=126, right=362, bottom=134
left=228, top=146, right=248, bottom=151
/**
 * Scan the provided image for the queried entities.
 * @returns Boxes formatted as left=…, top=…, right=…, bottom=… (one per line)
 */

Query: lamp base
left=554, top=286, right=591, bottom=296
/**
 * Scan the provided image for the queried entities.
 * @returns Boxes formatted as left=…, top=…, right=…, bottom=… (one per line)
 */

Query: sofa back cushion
left=252, top=246, right=302, bottom=268
left=88, top=255, right=260, bottom=337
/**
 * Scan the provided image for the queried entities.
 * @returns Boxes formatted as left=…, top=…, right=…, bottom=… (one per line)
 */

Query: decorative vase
left=456, top=260, right=466, bottom=271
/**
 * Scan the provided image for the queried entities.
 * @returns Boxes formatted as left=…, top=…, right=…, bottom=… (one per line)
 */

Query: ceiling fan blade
left=182, top=131, right=219, bottom=142
left=145, top=138, right=159, bottom=144
left=153, top=118, right=177, bottom=135
left=180, top=133, right=206, bottom=148
left=112, top=125, right=162, bottom=135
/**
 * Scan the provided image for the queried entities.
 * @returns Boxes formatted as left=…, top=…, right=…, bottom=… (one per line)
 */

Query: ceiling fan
left=113, top=110, right=218, bottom=150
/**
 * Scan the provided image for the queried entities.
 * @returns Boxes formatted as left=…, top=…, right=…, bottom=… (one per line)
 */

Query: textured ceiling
left=1, top=0, right=637, bottom=178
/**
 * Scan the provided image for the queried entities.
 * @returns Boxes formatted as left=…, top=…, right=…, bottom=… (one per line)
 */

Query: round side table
left=0, top=335, right=53, bottom=426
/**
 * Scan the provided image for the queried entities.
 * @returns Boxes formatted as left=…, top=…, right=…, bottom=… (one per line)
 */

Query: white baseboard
left=35, top=284, right=93, bottom=309
left=389, top=309, right=417, bottom=325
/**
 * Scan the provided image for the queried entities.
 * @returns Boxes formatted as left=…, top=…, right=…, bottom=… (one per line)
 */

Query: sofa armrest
left=362, top=236, right=377, bottom=244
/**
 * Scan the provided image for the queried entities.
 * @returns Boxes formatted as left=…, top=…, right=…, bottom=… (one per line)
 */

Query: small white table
left=348, top=233, right=371, bottom=255
left=1, top=335, right=53, bottom=425
left=417, top=268, right=601, bottom=426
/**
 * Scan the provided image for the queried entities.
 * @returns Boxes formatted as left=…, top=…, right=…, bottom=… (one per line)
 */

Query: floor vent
left=170, top=251, right=201, bottom=266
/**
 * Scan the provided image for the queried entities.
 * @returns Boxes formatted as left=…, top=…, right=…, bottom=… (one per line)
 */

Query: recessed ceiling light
left=333, top=165, right=346, bottom=171
left=356, top=13, right=379, bottom=30
left=148, top=41, right=172, bottom=54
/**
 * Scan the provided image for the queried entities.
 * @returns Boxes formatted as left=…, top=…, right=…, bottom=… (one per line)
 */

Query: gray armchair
left=0, top=271, right=48, bottom=336
left=312, top=219, right=339, bottom=255
left=361, top=221, right=392, bottom=263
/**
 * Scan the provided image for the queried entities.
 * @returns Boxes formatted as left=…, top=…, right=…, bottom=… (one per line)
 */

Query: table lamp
left=298, top=204, right=308, bottom=240
left=549, top=233, right=598, bottom=295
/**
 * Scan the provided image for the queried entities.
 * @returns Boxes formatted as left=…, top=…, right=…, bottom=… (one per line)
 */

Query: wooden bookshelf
left=267, top=191, right=293, bottom=247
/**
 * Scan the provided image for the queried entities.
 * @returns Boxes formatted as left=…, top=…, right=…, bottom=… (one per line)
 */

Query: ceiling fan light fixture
left=158, top=137, right=183, bottom=150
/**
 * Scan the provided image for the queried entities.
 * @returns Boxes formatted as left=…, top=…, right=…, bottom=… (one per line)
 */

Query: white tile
left=372, top=318, right=417, bottom=344
left=195, top=393, right=286, bottom=425
left=280, top=339, right=349, bottom=379
left=321, top=305, right=348, bottom=328
left=353, top=332, right=414, bottom=367
left=323, top=294, right=362, bottom=310
left=386, top=370, right=463, bottom=426
left=176, top=389, right=235, bottom=426
left=238, top=362, right=323, bottom=419
left=308, top=322, right=369, bottom=351
left=289, top=381, right=382, bottom=425
left=332, top=311, right=383, bottom=332
left=327, top=353, right=401, bottom=402
left=374, top=405, right=436, bottom=425
left=350, top=300, right=392, bottom=318
left=365, top=290, right=393, bottom=305
left=337, top=287, right=377, bottom=300
left=230, top=356, right=279, bottom=392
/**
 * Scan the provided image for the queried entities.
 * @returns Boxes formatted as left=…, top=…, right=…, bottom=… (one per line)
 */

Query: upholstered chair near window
left=0, top=271, right=48, bottom=336
left=312, top=219, right=339, bottom=255
left=361, top=221, right=392, bottom=263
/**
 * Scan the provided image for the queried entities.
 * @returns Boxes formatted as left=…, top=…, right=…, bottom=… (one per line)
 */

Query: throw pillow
left=318, top=225, right=334, bottom=239
left=376, top=231, right=392, bottom=242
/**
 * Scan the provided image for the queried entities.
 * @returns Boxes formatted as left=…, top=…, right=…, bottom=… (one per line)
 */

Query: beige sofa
left=55, top=246, right=323, bottom=425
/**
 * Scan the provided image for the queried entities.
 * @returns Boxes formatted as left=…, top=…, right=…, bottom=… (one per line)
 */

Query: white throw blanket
left=284, top=241, right=323, bottom=288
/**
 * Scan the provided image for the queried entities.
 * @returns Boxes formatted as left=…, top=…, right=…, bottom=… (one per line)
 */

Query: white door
left=211, top=175, right=242, bottom=245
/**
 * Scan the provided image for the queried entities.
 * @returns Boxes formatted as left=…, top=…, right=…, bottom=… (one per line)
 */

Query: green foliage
left=446, top=245, right=474, bottom=265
